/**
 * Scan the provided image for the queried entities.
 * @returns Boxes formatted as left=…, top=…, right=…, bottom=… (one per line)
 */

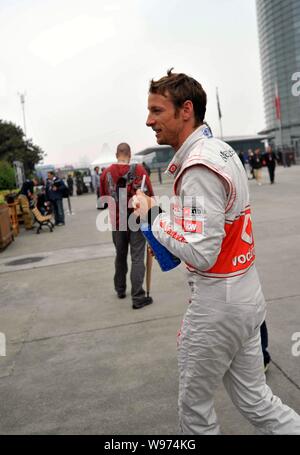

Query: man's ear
left=182, top=100, right=194, bottom=120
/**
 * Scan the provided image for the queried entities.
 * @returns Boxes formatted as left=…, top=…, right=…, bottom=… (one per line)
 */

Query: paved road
left=0, top=165, right=299, bottom=434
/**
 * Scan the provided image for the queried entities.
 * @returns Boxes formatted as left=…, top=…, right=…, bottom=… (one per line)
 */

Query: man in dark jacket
left=46, top=171, right=65, bottom=226
left=18, top=177, right=39, bottom=229
left=19, top=177, right=39, bottom=200
left=251, top=148, right=264, bottom=185
left=67, top=174, right=74, bottom=196
left=264, top=146, right=277, bottom=184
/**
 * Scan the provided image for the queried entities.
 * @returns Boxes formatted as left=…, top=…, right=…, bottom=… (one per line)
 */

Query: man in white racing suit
left=134, top=69, right=300, bottom=434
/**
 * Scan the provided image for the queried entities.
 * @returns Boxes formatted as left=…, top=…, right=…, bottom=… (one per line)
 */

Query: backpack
left=106, top=164, right=137, bottom=203
left=60, top=180, right=70, bottom=198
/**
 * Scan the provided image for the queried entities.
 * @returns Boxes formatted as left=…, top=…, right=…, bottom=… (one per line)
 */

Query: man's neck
left=174, top=123, right=203, bottom=151
left=117, top=159, right=130, bottom=164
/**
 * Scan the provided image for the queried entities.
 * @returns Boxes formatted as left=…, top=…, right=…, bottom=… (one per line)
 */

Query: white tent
left=90, top=142, right=143, bottom=169
left=90, top=143, right=115, bottom=169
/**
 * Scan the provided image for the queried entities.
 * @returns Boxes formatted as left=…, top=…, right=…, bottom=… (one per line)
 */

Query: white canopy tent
left=90, top=142, right=143, bottom=170
left=90, top=142, right=115, bottom=169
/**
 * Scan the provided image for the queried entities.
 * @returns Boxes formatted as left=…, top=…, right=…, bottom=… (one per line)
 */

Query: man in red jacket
left=100, top=143, right=154, bottom=309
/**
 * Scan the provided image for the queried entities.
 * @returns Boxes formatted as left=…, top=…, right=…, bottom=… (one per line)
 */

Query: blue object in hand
left=140, top=222, right=181, bottom=272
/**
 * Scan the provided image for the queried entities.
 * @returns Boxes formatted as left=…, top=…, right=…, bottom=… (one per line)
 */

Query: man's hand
left=147, top=245, right=155, bottom=257
left=133, top=189, right=155, bottom=219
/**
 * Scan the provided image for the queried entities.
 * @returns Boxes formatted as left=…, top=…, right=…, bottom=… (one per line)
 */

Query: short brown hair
left=116, top=143, right=131, bottom=156
left=149, top=68, right=207, bottom=126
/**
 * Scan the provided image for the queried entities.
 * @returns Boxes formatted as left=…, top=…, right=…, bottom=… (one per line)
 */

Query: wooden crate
left=7, top=202, right=20, bottom=236
left=0, top=204, right=13, bottom=250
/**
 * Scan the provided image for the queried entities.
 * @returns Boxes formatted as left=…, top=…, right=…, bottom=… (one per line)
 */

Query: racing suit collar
left=166, top=124, right=213, bottom=178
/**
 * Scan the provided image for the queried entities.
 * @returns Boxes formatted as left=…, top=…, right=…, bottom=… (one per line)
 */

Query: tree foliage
left=0, top=119, right=45, bottom=176
left=0, top=160, right=16, bottom=190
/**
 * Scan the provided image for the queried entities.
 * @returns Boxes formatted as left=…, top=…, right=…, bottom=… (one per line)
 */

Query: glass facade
left=256, top=0, right=300, bottom=155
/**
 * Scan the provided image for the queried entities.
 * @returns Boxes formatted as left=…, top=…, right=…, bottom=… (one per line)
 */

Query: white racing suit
left=150, top=125, right=300, bottom=434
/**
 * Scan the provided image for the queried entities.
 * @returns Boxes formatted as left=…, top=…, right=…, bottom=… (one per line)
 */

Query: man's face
left=146, top=92, right=184, bottom=149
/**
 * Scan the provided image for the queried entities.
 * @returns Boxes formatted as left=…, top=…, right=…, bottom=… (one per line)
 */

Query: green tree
left=0, top=120, right=45, bottom=176
left=0, top=160, right=16, bottom=190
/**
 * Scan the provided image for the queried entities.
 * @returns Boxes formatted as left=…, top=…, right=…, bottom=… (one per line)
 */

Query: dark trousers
left=96, top=188, right=102, bottom=209
left=260, top=320, right=271, bottom=365
left=112, top=229, right=146, bottom=304
left=52, top=199, right=65, bottom=224
left=267, top=164, right=275, bottom=183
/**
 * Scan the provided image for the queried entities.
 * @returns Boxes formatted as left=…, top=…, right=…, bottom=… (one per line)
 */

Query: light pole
left=18, top=91, right=27, bottom=137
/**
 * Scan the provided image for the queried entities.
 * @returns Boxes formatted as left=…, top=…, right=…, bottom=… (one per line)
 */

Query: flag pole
left=275, top=82, right=285, bottom=164
left=275, top=82, right=283, bottom=146
left=278, top=116, right=283, bottom=151
left=219, top=115, right=224, bottom=141
left=216, top=87, right=223, bottom=140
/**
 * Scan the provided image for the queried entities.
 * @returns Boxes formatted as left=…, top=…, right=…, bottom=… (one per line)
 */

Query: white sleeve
left=152, top=165, right=227, bottom=271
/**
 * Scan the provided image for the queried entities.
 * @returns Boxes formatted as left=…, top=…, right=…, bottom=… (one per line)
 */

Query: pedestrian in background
left=18, top=177, right=39, bottom=229
left=67, top=174, right=74, bottom=196
left=247, top=149, right=255, bottom=179
left=251, top=148, right=264, bottom=185
left=46, top=171, right=65, bottom=226
left=264, top=146, right=277, bottom=184
left=93, top=166, right=102, bottom=209
left=238, top=150, right=245, bottom=167
left=100, top=143, right=154, bottom=309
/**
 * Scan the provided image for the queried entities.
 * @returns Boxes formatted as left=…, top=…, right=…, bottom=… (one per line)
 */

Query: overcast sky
left=0, top=0, right=265, bottom=166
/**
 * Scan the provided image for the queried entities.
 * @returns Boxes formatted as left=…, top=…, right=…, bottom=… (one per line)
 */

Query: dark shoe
left=132, top=296, right=153, bottom=309
left=117, top=293, right=126, bottom=299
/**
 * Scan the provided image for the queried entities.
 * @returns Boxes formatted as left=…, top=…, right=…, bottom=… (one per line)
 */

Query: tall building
left=256, top=0, right=300, bottom=158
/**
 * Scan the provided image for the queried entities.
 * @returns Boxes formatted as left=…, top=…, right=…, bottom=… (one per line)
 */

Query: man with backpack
left=100, top=143, right=154, bottom=309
